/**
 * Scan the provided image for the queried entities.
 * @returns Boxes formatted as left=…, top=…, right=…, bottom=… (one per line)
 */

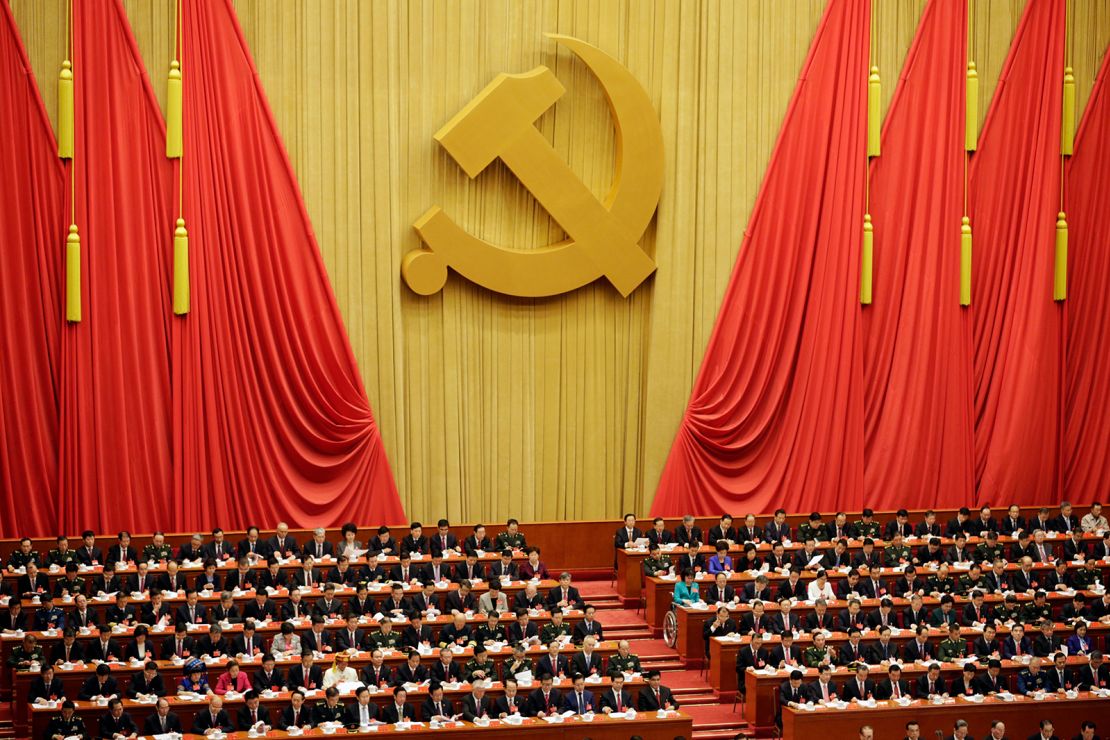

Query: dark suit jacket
left=527, top=687, right=562, bottom=715
left=267, top=535, right=300, bottom=558
left=841, top=678, right=876, bottom=701
left=236, top=704, right=272, bottom=730
left=430, top=533, right=459, bottom=555
left=253, top=667, right=286, bottom=691
left=874, top=678, right=910, bottom=700
left=237, top=539, right=272, bottom=559
left=460, top=694, right=496, bottom=720
left=561, top=689, right=595, bottom=714
left=571, top=651, right=603, bottom=676
left=495, top=694, right=529, bottom=717
left=142, top=712, right=184, bottom=734
left=379, top=703, right=415, bottom=723
left=280, top=705, right=314, bottom=729
left=637, top=684, right=679, bottom=710
left=420, top=697, right=454, bottom=719
left=99, top=712, right=138, bottom=737
left=546, top=585, right=585, bottom=610
left=193, top=709, right=234, bottom=733
left=915, top=675, right=947, bottom=697
left=344, top=701, right=380, bottom=726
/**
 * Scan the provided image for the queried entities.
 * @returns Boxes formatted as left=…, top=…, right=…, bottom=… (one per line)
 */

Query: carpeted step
left=693, top=730, right=748, bottom=740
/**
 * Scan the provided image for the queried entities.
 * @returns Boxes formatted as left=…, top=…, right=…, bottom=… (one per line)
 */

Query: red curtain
left=59, top=0, right=175, bottom=533
left=862, top=0, right=974, bottom=510
left=172, top=0, right=404, bottom=528
left=0, top=2, right=64, bottom=537
left=652, top=0, right=870, bottom=516
left=968, top=0, right=1065, bottom=506
left=1063, top=51, right=1110, bottom=504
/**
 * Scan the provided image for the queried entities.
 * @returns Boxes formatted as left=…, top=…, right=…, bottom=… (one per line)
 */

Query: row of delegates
left=8, top=518, right=533, bottom=575
left=613, top=502, right=1107, bottom=557
left=862, top=718, right=1101, bottom=740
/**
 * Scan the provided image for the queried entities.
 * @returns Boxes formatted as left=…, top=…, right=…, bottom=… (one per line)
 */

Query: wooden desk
left=741, top=654, right=1096, bottom=732
left=30, top=678, right=655, bottom=738
left=781, top=692, right=1109, bottom=740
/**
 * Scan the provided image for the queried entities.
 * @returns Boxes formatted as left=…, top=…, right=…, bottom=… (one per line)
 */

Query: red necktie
left=821, top=683, right=828, bottom=700
left=655, top=689, right=661, bottom=706
left=442, top=536, right=448, bottom=550
left=892, top=682, right=900, bottom=698
left=616, top=692, right=622, bottom=711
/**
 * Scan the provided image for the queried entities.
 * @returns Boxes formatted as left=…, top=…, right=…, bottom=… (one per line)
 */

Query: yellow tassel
left=1054, top=212, right=1067, bottom=301
left=58, top=60, right=73, bottom=159
left=966, top=61, right=978, bottom=152
left=166, top=60, right=183, bottom=159
left=173, top=218, right=189, bottom=315
left=1061, top=66, right=1076, bottom=155
left=65, top=224, right=81, bottom=322
left=861, top=214, right=873, bottom=305
left=867, top=66, right=881, bottom=157
left=960, top=216, right=972, bottom=306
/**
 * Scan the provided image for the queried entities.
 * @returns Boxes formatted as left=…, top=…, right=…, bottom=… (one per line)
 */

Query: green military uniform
left=1020, top=602, right=1052, bottom=625
left=46, top=549, right=77, bottom=567
left=494, top=532, right=527, bottom=550
left=993, top=602, right=1023, bottom=624
left=883, top=545, right=912, bottom=567
left=1072, top=566, right=1103, bottom=590
left=957, top=574, right=989, bottom=596
left=797, top=522, right=829, bottom=542
left=314, top=701, right=346, bottom=723
left=369, top=630, right=403, bottom=650
left=926, top=575, right=956, bottom=595
left=607, top=652, right=643, bottom=673
left=503, top=657, right=534, bottom=677
left=938, top=637, right=968, bottom=661
left=473, top=624, right=507, bottom=645
left=6, top=550, right=39, bottom=569
left=976, top=543, right=1005, bottom=564
left=7, top=644, right=46, bottom=669
left=53, top=576, right=86, bottom=597
left=1018, top=669, right=1048, bottom=692
left=142, top=544, right=174, bottom=561
left=463, top=657, right=499, bottom=682
left=45, top=714, right=89, bottom=739
left=854, top=520, right=881, bottom=539
left=803, top=646, right=832, bottom=668
left=642, top=556, right=671, bottom=577
left=539, top=622, right=570, bottom=645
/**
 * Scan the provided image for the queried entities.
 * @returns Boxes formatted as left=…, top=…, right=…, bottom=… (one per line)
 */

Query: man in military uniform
left=853, top=509, right=882, bottom=540
left=47, top=537, right=77, bottom=568
left=8, top=634, right=46, bottom=670
left=463, top=646, right=499, bottom=682
left=313, top=687, right=346, bottom=724
left=369, top=618, right=403, bottom=650
left=798, top=513, right=829, bottom=543
left=142, top=532, right=174, bottom=562
left=494, top=519, right=527, bottom=550
left=473, top=611, right=507, bottom=646
left=883, top=532, right=912, bottom=567
left=53, top=563, right=86, bottom=598
left=539, top=611, right=571, bottom=645
left=938, top=623, right=968, bottom=661
left=976, top=531, right=1005, bottom=564
left=45, top=701, right=88, bottom=740
left=607, top=640, right=642, bottom=674
left=958, top=564, right=989, bottom=596
left=1017, top=657, right=1049, bottom=694
left=926, top=565, right=957, bottom=596
left=993, top=595, right=1023, bottom=624
left=6, top=537, right=39, bottom=571
left=642, top=544, right=671, bottom=579
left=33, top=594, right=67, bottom=632
left=1021, top=591, right=1052, bottom=625
left=503, top=643, right=533, bottom=678
left=803, top=632, right=835, bottom=668
left=1072, top=558, right=1104, bottom=590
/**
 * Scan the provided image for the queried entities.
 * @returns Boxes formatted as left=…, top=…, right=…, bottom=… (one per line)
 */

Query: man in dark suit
left=401, top=522, right=429, bottom=556
left=430, top=519, right=459, bottom=555
left=346, top=686, right=381, bottom=727
left=547, top=573, right=585, bottom=610
left=647, top=518, right=674, bottom=547
left=598, top=673, right=633, bottom=714
left=267, top=522, right=300, bottom=559
left=778, top=670, right=808, bottom=724
left=674, top=516, right=703, bottom=547
left=202, top=529, right=233, bottom=562
left=999, top=505, right=1026, bottom=536
left=280, top=690, right=315, bottom=729
left=99, top=699, right=138, bottom=738
left=254, top=655, right=286, bottom=692
left=561, top=675, right=595, bottom=715
left=76, top=530, right=103, bottom=565
left=495, top=678, right=529, bottom=718
left=571, top=636, right=604, bottom=676
left=237, top=526, right=271, bottom=560
left=973, top=659, right=1007, bottom=694
left=915, top=663, right=947, bottom=698
left=304, top=528, right=335, bottom=560
left=613, top=514, right=642, bottom=566
left=236, top=690, right=272, bottom=730
left=637, top=670, right=680, bottom=710
left=380, top=688, right=416, bottom=723
left=764, top=509, right=790, bottom=542
left=1029, top=718, right=1061, bottom=740
left=461, top=684, right=496, bottom=720
left=143, top=698, right=184, bottom=734
left=841, top=665, right=876, bottom=702
left=875, top=664, right=910, bottom=700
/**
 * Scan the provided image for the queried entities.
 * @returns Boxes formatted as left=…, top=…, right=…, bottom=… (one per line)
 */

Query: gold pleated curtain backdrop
left=11, top=0, right=1109, bottom=522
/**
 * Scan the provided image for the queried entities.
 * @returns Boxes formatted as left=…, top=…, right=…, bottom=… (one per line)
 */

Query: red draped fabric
left=59, top=0, right=175, bottom=533
left=0, top=2, right=63, bottom=537
left=862, top=0, right=974, bottom=510
left=1063, top=51, right=1110, bottom=504
left=652, top=0, right=869, bottom=516
left=172, top=0, right=404, bottom=527
left=968, top=0, right=1065, bottom=506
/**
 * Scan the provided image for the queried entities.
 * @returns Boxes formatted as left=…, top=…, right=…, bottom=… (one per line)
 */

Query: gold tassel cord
left=173, top=219, right=189, bottom=315
left=867, top=66, right=881, bottom=158
left=1054, top=212, right=1067, bottom=301
left=58, top=61, right=73, bottom=159
left=960, top=217, right=972, bottom=306
left=65, top=224, right=81, bottom=322
left=1061, top=66, right=1075, bottom=156
left=966, top=62, right=978, bottom=151
left=167, top=60, right=183, bottom=158
left=861, top=214, right=873, bottom=305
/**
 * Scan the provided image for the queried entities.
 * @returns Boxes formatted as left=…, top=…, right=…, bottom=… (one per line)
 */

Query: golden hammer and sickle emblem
left=402, top=35, right=664, bottom=298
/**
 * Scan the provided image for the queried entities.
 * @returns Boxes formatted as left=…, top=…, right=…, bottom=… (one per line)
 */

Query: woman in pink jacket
left=214, top=659, right=252, bottom=695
